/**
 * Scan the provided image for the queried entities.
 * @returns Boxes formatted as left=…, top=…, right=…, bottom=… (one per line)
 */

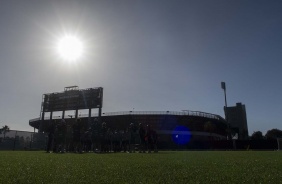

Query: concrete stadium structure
left=29, top=110, right=227, bottom=149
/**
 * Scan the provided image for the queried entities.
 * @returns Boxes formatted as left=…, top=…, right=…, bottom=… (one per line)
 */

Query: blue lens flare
left=172, top=126, right=191, bottom=145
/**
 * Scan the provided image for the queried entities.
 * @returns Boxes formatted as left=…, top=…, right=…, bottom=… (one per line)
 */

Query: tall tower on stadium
left=225, top=103, right=249, bottom=140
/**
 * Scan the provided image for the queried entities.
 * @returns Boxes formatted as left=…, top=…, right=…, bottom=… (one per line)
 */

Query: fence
left=0, top=130, right=46, bottom=151
left=30, top=110, right=226, bottom=123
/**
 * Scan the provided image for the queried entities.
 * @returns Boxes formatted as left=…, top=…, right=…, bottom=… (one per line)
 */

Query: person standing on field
left=65, top=121, right=73, bottom=152
left=73, top=119, right=82, bottom=153
left=59, top=119, right=67, bottom=153
left=46, top=120, right=56, bottom=153
left=129, top=123, right=137, bottom=153
left=138, top=123, right=146, bottom=153
left=100, top=122, right=107, bottom=153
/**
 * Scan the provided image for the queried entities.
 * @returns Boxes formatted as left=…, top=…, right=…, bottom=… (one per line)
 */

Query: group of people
left=46, top=119, right=158, bottom=154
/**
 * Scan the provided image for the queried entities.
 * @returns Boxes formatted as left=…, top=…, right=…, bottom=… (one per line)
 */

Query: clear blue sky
left=0, top=0, right=281, bottom=134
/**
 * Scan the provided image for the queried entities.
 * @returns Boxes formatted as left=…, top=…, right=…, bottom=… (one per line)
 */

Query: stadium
left=29, top=110, right=228, bottom=149
left=27, top=86, right=228, bottom=150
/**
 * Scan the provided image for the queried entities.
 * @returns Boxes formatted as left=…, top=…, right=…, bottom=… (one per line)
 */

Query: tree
left=250, top=131, right=264, bottom=140
left=265, top=129, right=282, bottom=140
left=1, top=125, right=10, bottom=139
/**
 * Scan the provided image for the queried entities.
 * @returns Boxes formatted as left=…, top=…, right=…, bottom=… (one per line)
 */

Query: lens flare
left=172, top=126, right=191, bottom=145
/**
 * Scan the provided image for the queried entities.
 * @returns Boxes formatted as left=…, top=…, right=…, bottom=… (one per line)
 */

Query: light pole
left=221, top=82, right=231, bottom=140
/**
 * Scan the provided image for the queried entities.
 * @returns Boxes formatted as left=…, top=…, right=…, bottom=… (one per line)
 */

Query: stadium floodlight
left=221, top=82, right=231, bottom=140
left=221, top=82, right=227, bottom=108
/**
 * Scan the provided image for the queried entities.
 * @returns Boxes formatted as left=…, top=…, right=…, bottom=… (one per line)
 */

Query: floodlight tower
left=221, top=82, right=231, bottom=140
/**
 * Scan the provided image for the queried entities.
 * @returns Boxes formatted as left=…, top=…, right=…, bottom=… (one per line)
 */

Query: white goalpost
left=277, top=138, right=282, bottom=151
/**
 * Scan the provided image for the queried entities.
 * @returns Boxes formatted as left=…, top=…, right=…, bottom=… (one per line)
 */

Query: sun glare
left=56, top=35, right=84, bottom=62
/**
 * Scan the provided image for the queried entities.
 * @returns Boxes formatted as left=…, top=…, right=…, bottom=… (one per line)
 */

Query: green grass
left=0, top=151, right=281, bottom=183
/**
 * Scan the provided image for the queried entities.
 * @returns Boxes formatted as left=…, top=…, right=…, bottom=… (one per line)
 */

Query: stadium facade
left=29, top=110, right=228, bottom=149
left=28, top=86, right=228, bottom=149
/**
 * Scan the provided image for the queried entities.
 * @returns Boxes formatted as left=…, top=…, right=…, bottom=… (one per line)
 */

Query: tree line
left=250, top=128, right=282, bottom=140
left=0, top=125, right=10, bottom=139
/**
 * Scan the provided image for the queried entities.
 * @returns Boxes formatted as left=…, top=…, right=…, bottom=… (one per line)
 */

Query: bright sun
left=56, top=35, right=84, bottom=62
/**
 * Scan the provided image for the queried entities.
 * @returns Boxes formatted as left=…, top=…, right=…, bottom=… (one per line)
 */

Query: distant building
left=225, top=103, right=249, bottom=140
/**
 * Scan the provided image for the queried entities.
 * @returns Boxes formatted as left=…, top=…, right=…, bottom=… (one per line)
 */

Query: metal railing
left=30, top=110, right=225, bottom=123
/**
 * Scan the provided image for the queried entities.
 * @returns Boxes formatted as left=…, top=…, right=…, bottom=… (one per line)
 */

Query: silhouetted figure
left=65, top=121, right=73, bottom=152
left=106, top=128, right=113, bottom=152
left=81, top=128, right=92, bottom=152
left=138, top=123, right=146, bottom=153
left=145, top=125, right=152, bottom=153
left=91, top=118, right=101, bottom=152
left=53, top=122, right=60, bottom=153
left=104, top=128, right=111, bottom=153
left=145, top=125, right=158, bottom=153
left=57, top=119, right=67, bottom=153
left=73, top=119, right=82, bottom=153
left=100, top=122, right=108, bottom=153
left=150, top=129, right=158, bottom=153
left=46, top=120, right=56, bottom=153
left=129, top=123, right=138, bottom=153
left=112, top=129, right=121, bottom=152
left=122, top=128, right=130, bottom=153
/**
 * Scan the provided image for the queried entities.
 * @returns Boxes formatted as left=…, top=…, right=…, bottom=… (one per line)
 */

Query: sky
left=0, top=0, right=281, bottom=134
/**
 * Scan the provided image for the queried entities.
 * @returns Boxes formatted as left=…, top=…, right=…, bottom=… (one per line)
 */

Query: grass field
left=0, top=151, right=281, bottom=184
